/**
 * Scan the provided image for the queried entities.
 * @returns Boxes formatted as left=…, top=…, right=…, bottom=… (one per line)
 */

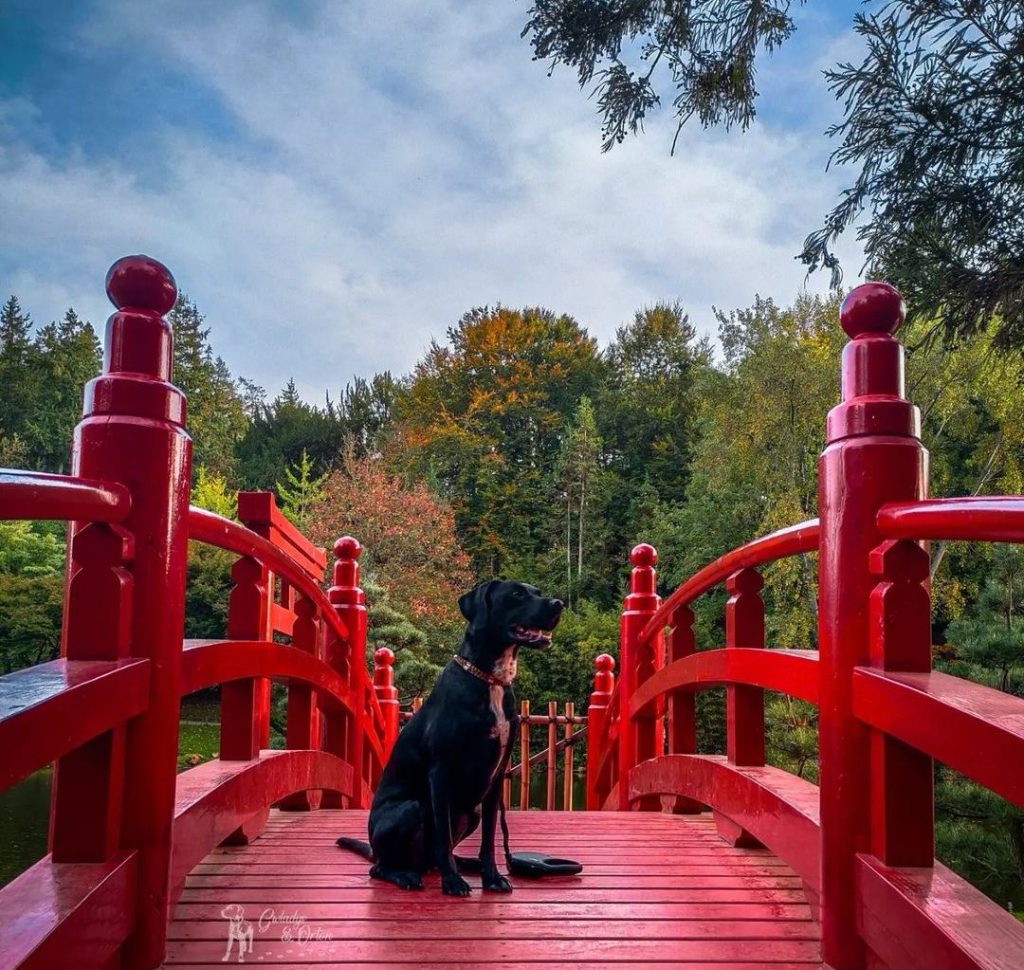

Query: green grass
left=177, top=720, right=221, bottom=771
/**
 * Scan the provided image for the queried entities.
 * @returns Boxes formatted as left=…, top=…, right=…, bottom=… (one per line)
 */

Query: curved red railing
left=0, top=256, right=395, bottom=970
left=586, top=281, right=1024, bottom=969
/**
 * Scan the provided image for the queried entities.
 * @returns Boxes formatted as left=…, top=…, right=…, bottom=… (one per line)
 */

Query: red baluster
left=618, top=543, right=662, bottom=811
left=725, top=567, right=765, bottom=766
left=666, top=604, right=701, bottom=814
left=585, top=654, right=615, bottom=810
left=324, top=536, right=368, bottom=808
left=868, top=539, right=933, bottom=865
left=64, top=256, right=191, bottom=968
left=279, top=594, right=323, bottom=812
left=373, top=647, right=400, bottom=759
left=818, top=283, right=927, bottom=969
left=50, top=522, right=134, bottom=861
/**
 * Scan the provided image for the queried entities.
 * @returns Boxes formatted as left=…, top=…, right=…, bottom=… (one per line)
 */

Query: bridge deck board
left=164, top=809, right=821, bottom=967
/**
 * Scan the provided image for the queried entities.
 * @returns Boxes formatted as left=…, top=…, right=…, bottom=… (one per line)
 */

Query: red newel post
left=324, top=536, right=368, bottom=808
left=725, top=567, right=765, bottom=766
left=65, top=256, right=191, bottom=968
left=586, top=654, right=615, bottom=810
left=618, top=543, right=662, bottom=811
left=868, top=540, right=933, bottom=865
left=373, top=646, right=400, bottom=759
left=818, top=283, right=927, bottom=970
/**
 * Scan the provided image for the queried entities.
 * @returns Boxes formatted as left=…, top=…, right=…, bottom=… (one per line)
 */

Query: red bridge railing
left=586, top=283, right=1024, bottom=970
left=0, top=256, right=393, bottom=969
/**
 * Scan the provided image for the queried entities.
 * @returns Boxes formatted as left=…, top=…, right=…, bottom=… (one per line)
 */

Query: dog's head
left=458, top=580, right=563, bottom=655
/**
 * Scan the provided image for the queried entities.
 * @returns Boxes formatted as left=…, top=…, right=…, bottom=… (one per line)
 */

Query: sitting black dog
left=337, top=580, right=562, bottom=895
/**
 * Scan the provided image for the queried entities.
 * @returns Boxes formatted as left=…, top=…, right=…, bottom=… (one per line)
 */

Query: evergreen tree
left=275, top=448, right=328, bottom=530
left=0, top=295, right=38, bottom=450
left=169, top=295, right=246, bottom=479
left=24, top=309, right=101, bottom=472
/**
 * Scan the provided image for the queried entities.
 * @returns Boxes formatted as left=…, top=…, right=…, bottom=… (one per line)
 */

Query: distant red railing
left=585, top=282, right=1024, bottom=970
left=0, top=256, right=392, bottom=970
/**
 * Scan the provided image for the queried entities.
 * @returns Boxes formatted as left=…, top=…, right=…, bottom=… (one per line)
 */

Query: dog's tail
left=336, top=836, right=374, bottom=860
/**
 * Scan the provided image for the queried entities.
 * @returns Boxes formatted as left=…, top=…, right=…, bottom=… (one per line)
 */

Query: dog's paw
left=441, top=872, right=472, bottom=897
left=482, top=872, right=512, bottom=894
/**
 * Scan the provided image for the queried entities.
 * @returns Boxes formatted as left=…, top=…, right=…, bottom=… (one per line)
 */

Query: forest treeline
left=2, top=286, right=1024, bottom=907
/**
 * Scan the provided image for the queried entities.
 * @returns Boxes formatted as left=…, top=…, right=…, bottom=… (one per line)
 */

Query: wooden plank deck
left=165, top=809, right=822, bottom=968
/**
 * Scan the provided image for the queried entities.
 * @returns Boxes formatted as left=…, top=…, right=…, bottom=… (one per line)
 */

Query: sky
left=1, top=0, right=870, bottom=401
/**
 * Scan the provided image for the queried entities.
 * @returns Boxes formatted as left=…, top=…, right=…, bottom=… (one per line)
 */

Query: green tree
left=400, top=306, right=607, bottom=575
left=185, top=467, right=237, bottom=639
left=170, top=295, right=246, bottom=479
left=524, top=2, right=1024, bottom=348
left=0, top=295, right=39, bottom=451
left=24, top=309, right=101, bottom=472
left=276, top=448, right=328, bottom=530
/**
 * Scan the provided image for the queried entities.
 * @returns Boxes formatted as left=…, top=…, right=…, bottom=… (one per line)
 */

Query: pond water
left=0, top=768, right=50, bottom=887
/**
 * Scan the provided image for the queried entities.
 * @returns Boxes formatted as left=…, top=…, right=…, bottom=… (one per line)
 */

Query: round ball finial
left=594, top=653, right=615, bottom=673
left=840, top=282, right=905, bottom=339
left=333, top=535, right=362, bottom=560
left=630, top=543, right=657, bottom=568
left=105, top=255, right=177, bottom=315
left=374, top=647, right=395, bottom=667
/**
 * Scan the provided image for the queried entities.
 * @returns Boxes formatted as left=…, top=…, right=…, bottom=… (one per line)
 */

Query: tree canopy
left=522, top=1, right=1024, bottom=346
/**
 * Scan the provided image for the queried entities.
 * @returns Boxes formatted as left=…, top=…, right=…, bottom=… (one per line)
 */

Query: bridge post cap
left=840, top=282, right=906, bottom=339
left=374, top=646, right=395, bottom=666
left=594, top=653, right=615, bottom=672
left=630, top=543, right=657, bottom=567
left=105, top=255, right=177, bottom=315
left=333, top=536, right=362, bottom=559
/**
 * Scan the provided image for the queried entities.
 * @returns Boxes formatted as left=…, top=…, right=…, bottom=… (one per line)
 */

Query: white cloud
left=0, top=0, right=865, bottom=400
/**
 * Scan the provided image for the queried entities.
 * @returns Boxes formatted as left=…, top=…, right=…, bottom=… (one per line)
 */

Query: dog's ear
left=459, top=580, right=499, bottom=626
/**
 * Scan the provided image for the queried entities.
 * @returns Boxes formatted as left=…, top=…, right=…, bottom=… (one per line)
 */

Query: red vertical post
left=666, top=604, right=701, bottom=814
left=65, top=256, right=191, bottom=969
left=373, top=647, right=400, bottom=759
left=325, top=536, right=368, bottom=808
left=279, top=594, right=323, bottom=812
left=868, top=540, right=934, bottom=865
left=618, top=543, right=662, bottom=811
left=818, top=283, right=927, bottom=970
left=50, top=523, right=134, bottom=861
left=586, top=654, right=615, bottom=810
left=725, top=567, right=765, bottom=766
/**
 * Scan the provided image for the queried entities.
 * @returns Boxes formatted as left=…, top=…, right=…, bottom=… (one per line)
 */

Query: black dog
left=337, top=580, right=563, bottom=895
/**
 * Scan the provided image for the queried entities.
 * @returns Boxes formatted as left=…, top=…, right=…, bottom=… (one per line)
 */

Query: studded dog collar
left=452, top=653, right=508, bottom=687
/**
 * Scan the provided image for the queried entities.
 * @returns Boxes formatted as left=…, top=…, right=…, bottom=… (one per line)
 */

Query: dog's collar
left=452, top=653, right=509, bottom=687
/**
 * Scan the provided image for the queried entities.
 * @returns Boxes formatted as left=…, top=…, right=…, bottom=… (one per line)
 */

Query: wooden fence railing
left=399, top=698, right=587, bottom=810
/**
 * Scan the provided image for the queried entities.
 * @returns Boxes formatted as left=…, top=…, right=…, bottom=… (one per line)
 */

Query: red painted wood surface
left=878, top=495, right=1024, bottom=543
left=0, top=469, right=129, bottom=522
left=630, top=648, right=820, bottom=718
left=856, top=856, right=1024, bottom=970
left=0, top=658, right=149, bottom=791
left=852, top=667, right=1024, bottom=807
left=585, top=654, right=615, bottom=809
left=629, top=755, right=821, bottom=892
left=0, top=851, right=137, bottom=970
left=70, top=255, right=194, bottom=968
left=171, top=750, right=352, bottom=901
left=164, top=809, right=822, bottom=967
left=637, top=518, right=820, bottom=648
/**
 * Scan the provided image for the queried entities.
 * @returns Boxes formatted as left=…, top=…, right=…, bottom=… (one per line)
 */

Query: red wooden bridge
left=1, top=255, right=1023, bottom=969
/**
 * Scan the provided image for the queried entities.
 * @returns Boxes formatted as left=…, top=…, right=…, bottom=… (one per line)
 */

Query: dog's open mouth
left=510, top=625, right=554, bottom=648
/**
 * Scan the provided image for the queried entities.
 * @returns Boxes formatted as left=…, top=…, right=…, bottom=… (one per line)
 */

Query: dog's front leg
left=429, top=765, right=471, bottom=896
left=479, top=784, right=512, bottom=893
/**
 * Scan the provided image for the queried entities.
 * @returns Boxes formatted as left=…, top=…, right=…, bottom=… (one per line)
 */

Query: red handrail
left=0, top=469, right=130, bottom=522
left=878, top=495, right=1024, bottom=543
left=187, top=506, right=351, bottom=644
left=637, top=518, right=819, bottom=647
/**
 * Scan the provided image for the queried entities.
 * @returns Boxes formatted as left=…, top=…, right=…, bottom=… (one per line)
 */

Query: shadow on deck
left=165, top=809, right=821, bottom=968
